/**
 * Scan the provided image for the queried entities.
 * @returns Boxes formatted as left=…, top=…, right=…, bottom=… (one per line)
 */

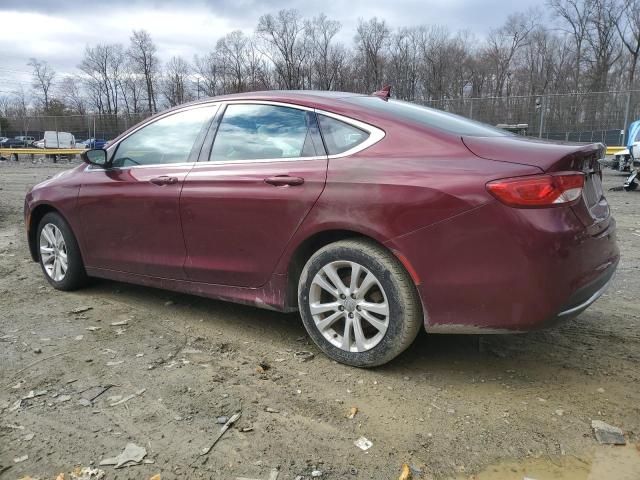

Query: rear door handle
left=150, top=176, right=178, bottom=186
left=264, top=175, right=305, bottom=187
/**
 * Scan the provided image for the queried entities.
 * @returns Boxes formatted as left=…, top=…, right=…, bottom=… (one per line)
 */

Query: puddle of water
left=452, top=444, right=640, bottom=480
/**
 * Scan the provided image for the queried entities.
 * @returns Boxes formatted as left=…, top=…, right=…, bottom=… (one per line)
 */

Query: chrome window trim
left=313, top=108, right=386, bottom=159
left=208, top=99, right=386, bottom=163
left=105, top=103, right=220, bottom=155
left=85, top=162, right=197, bottom=173
left=100, top=98, right=386, bottom=168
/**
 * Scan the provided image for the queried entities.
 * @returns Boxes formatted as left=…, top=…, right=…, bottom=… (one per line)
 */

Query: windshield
left=345, top=97, right=511, bottom=137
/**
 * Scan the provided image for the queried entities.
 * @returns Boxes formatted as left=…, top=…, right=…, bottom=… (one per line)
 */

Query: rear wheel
left=37, top=212, right=88, bottom=291
left=298, top=239, right=422, bottom=367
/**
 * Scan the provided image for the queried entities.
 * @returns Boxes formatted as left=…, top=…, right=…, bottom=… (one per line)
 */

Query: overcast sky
left=0, top=0, right=543, bottom=93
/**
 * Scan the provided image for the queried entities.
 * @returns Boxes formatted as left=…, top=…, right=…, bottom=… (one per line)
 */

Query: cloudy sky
left=0, top=0, right=543, bottom=92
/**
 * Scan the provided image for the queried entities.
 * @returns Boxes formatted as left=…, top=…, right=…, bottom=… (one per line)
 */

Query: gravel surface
left=1, top=159, right=638, bottom=479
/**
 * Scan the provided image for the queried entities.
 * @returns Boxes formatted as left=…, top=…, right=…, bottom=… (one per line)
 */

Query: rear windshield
left=345, top=97, right=511, bottom=137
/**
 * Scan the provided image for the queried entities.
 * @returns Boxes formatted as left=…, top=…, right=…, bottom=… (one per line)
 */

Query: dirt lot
left=1, top=158, right=639, bottom=480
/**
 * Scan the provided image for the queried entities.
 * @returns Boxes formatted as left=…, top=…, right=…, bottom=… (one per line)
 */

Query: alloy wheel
left=39, top=223, right=68, bottom=282
left=308, top=260, right=390, bottom=352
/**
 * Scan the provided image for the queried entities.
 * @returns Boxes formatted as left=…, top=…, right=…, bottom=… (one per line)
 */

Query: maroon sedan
left=24, top=91, right=619, bottom=367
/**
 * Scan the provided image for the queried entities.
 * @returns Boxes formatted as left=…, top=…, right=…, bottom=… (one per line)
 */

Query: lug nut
left=350, top=294, right=356, bottom=299
left=356, top=305, right=361, bottom=311
left=339, top=306, right=345, bottom=311
left=348, top=313, right=354, bottom=318
left=340, top=294, right=346, bottom=299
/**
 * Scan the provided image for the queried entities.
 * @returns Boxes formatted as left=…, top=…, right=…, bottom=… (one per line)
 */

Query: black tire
left=298, top=239, right=422, bottom=367
left=37, top=212, right=88, bottom=291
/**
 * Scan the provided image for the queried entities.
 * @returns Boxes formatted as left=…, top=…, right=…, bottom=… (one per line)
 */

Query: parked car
left=1, top=136, right=34, bottom=148
left=24, top=90, right=619, bottom=367
left=83, top=138, right=107, bottom=149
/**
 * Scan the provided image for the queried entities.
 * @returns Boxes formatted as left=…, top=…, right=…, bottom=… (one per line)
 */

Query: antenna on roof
left=371, top=84, right=391, bottom=100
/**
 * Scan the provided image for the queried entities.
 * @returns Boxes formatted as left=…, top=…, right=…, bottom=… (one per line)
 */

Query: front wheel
left=37, top=212, right=88, bottom=291
left=298, top=239, right=422, bottom=367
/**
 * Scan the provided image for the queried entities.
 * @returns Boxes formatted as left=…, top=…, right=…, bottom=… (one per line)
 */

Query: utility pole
left=538, top=95, right=546, bottom=139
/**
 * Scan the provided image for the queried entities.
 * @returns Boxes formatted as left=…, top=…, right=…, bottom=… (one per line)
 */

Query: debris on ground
left=200, top=412, right=241, bottom=456
left=311, top=470, right=323, bottom=477
left=398, top=463, right=411, bottom=480
left=81, top=385, right=112, bottom=403
left=109, top=320, right=128, bottom=326
left=265, top=407, right=279, bottom=413
left=57, top=394, right=71, bottom=403
left=216, top=416, right=229, bottom=424
left=21, top=390, right=47, bottom=400
left=109, top=388, right=146, bottom=407
left=256, top=361, right=271, bottom=373
left=236, top=468, right=279, bottom=480
left=347, top=407, right=358, bottom=419
left=592, top=420, right=626, bottom=445
left=354, top=436, right=373, bottom=451
left=85, top=327, right=101, bottom=332
left=13, top=455, right=28, bottom=463
left=99, top=443, right=147, bottom=468
left=71, top=306, right=93, bottom=314
left=69, top=467, right=105, bottom=479
left=149, top=475, right=161, bottom=480
left=105, top=360, right=124, bottom=367
left=293, top=351, right=314, bottom=362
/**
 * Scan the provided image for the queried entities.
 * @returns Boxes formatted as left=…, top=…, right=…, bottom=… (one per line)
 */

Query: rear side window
left=344, top=97, right=510, bottom=137
left=318, top=115, right=369, bottom=155
left=211, top=104, right=318, bottom=161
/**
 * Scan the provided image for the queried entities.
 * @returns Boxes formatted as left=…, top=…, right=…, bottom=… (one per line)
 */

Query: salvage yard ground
left=1, top=159, right=639, bottom=479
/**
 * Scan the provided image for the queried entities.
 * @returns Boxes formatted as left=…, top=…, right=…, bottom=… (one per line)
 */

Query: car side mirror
left=82, top=148, right=108, bottom=167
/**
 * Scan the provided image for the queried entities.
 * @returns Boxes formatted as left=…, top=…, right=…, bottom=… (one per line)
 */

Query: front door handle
left=264, top=175, right=305, bottom=187
left=150, top=176, right=178, bottom=186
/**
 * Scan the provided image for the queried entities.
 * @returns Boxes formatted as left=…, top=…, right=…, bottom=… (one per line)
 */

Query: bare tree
left=306, top=14, right=343, bottom=90
left=616, top=0, right=640, bottom=89
left=58, top=76, right=87, bottom=114
left=549, top=0, right=597, bottom=91
left=217, top=30, right=250, bottom=93
left=27, top=58, right=55, bottom=112
left=128, top=30, right=160, bottom=113
left=79, top=44, right=125, bottom=117
left=586, top=0, right=622, bottom=91
left=257, top=9, right=308, bottom=89
left=485, top=13, right=536, bottom=97
left=162, top=56, right=192, bottom=107
left=354, top=17, right=390, bottom=92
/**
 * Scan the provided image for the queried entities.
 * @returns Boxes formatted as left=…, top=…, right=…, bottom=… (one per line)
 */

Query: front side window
left=112, top=105, right=217, bottom=167
left=318, top=115, right=370, bottom=155
left=211, top=104, right=316, bottom=161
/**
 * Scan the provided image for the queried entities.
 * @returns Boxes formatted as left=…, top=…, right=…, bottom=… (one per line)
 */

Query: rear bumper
left=553, top=258, right=616, bottom=321
left=388, top=201, right=619, bottom=333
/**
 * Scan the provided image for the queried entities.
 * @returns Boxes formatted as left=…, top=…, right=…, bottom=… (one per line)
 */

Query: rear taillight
left=486, top=172, right=585, bottom=208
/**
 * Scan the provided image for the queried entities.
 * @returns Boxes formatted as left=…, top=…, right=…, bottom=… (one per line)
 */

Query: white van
left=39, top=131, right=76, bottom=149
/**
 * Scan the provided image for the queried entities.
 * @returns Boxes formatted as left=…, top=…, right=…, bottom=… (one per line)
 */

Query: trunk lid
left=463, top=136, right=609, bottom=232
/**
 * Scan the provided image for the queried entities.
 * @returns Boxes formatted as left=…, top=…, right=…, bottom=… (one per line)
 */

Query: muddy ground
left=0, top=158, right=639, bottom=480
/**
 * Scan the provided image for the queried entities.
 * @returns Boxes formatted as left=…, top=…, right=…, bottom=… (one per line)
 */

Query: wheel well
left=28, top=204, right=59, bottom=261
left=286, top=230, right=375, bottom=309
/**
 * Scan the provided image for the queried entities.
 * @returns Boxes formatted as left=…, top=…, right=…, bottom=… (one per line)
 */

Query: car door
left=180, top=102, right=328, bottom=287
left=78, top=104, right=218, bottom=279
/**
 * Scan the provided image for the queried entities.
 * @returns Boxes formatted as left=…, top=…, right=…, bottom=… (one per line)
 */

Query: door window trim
left=98, top=103, right=220, bottom=171
left=197, top=100, right=385, bottom=166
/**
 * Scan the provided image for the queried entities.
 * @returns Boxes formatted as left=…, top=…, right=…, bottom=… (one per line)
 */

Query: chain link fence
left=424, top=90, right=640, bottom=146
left=2, top=91, right=640, bottom=146
left=0, top=112, right=150, bottom=144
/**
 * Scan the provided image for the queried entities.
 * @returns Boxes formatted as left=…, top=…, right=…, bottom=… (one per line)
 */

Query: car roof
left=179, top=90, right=370, bottom=112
